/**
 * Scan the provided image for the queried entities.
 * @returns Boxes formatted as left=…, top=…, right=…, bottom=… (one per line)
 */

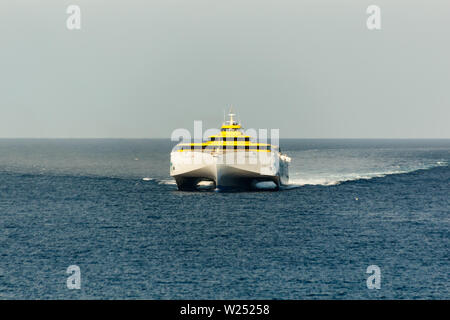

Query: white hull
left=170, top=151, right=289, bottom=190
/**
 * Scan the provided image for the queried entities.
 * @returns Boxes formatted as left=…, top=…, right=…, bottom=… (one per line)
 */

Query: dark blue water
left=0, top=139, right=449, bottom=299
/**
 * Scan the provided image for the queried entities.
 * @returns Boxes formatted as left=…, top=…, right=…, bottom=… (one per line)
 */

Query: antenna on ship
left=228, top=105, right=236, bottom=125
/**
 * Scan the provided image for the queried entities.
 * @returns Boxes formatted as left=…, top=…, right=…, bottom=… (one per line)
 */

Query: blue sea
left=0, top=139, right=448, bottom=299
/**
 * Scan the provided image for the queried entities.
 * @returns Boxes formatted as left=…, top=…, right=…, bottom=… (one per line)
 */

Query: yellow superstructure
left=174, top=111, right=276, bottom=153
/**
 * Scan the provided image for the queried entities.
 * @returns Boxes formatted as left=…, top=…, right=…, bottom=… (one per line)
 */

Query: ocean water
left=0, top=139, right=448, bottom=299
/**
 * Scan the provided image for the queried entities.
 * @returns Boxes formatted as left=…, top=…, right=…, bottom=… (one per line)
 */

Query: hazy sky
left=0, top=0, right=449, bottom=138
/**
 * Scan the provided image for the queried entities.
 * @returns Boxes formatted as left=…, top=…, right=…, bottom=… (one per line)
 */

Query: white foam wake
left=287, top=161, right=447, bottom=187
left=141, top=177, right=177, bottom=185
left=288, top=173, right=398, bottom=187
left=157, top=178, right=177, bottom=185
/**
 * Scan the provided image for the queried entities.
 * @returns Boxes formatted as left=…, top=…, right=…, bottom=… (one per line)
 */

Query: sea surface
left=0, top=139, right=449, bottom=299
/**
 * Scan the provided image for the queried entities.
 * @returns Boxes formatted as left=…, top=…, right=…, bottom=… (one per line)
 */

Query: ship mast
left=228, top=106, right=236, bottom=125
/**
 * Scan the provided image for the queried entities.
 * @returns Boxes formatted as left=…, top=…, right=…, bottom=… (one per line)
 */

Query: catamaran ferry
left=170, top=110, right=291, bottom=190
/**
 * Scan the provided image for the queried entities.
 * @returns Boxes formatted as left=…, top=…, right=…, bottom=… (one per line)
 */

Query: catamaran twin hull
left=170, top=151, right=289, bottom=190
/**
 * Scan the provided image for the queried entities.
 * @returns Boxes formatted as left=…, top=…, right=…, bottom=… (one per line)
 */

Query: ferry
left=170, top=110, right=290, bottom=190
